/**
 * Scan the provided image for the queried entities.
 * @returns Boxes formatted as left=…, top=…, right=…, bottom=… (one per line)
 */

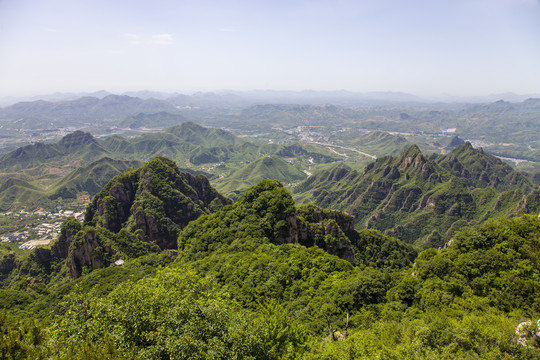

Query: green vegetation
left=294, top=143, right=540, bottom=247
left=2, top=96, right=539, bottom=173
left=0, top=94, right=539, bottom=358
left=214, top=155, right=307, bottom=197
left=0, top=157, right=139, bottom=211
left=1, top=177, right=539, bottom=358
left=49, top=157, right=141, bottom=200
left=0, top=123, right=343, bottom=211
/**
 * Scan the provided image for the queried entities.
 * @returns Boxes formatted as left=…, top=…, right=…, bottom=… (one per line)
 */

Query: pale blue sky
left=1, top=0, right=539, bottom=97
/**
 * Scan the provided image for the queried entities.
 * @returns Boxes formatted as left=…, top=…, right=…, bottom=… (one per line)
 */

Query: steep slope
left=179, top=179, right=417, bottom=268
left=85, top=157, right=231, bottom=249
left=294, top=143, right=539, bottom=247
left=17, top=157, right=230, bottom=279
left=2, top=212, right=540, bottom=358
left=5, top=172, right=416, bottom=287
left=1, top=123, right=340, bottom=185
left=0, top=178, right=46, bottom=210
left=0, top=157, right=140, bottom=210
left=436, top=142, right=531, bottom=191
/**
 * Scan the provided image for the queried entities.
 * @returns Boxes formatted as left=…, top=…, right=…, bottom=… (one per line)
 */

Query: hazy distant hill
left=117, top=112, right=188, bottom=129
left=0, top=123, right=239, bottom=173
left=294, top=143, right=539, bottom=247
left=2, top=95, right=539, bottom=170
left=234, top=104, right=359, bottom=130
left=0, top=122, right=343, bottom=209
left=458, top=98, right=540, bottom=145
left=0, top=131, right=110, bottom=171
left=0, top=95, right=180, bottom=129
left=0, top=122, right=336, bottom=174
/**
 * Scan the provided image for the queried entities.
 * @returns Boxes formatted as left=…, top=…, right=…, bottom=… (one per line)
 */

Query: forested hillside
left=294, top=143, right=539, bottom=247
left=1, top=0, right=540, bottom=355
left=1, top=156, right=539, bottom=358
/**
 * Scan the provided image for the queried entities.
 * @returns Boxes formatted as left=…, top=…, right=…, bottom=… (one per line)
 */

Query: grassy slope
left=214, top=155, right=307, bottom=197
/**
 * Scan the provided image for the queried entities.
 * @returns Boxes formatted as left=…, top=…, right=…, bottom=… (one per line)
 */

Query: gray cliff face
left=52, top=218, right=82, bottom=259
left=13, top=217, right=83, bottom=277
left=87, top=157, right=231, bottom=250
left=277, top=205, right=356, bottom=264
left=66, top=229, right=115, bottom=279
left=44, top=157, right=233, bottom=279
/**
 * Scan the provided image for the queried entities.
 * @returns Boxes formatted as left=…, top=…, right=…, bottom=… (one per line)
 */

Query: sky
left=1, top=0, right=539, bottom=97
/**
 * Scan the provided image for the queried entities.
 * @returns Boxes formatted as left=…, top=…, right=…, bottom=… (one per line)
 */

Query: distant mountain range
left=0, top=95, right=180, bottom=130
left=3, top=89, right=540, bottom=108
left=1, top=94, right=538, bottom=168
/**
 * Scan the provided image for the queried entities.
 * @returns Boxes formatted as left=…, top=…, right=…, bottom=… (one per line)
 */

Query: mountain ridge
left=294, top=143, right=539, bottom=247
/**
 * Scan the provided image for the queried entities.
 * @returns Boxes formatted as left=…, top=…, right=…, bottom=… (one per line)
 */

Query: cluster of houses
left=17, top=222, right=63, bottom=249
left=0, top=231, right=27, bottom=243
left=0, top=208, right=85, bottom=249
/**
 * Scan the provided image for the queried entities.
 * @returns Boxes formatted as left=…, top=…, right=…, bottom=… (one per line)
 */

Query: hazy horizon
left=2, top=88, right=540, bottom=104
left=1, top=0, right=539, bottom=97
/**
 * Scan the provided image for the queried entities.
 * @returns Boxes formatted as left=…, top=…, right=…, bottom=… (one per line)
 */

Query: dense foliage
left=1, top=214, right=540, bottom=358
left=1, top=158, right=540, bottom=358
left=294, top=143, right=539, bottom=247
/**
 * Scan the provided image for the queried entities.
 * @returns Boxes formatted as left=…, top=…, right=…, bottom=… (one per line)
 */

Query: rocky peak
left=396, top=145, right=428, bottom=173
left=58, top=131, right=97, bottom=148
left=86, top=156, right=230, bottom=250
left=438, top=142, right=532, bottom=192
left=273, top=203, right=356, bottom=263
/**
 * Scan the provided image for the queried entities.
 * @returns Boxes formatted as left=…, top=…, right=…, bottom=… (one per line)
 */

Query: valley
left=0, top=93, right=539, bottom=359
left=0, top=95, right=539, bottom=248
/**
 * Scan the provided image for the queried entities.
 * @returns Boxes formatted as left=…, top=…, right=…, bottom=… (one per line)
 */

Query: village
left=0, top=208, right=85, bottom=249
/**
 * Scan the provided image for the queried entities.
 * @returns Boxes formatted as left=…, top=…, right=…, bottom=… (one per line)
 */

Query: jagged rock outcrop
left=46, top=156, right=231, bottom=278
left=52, top=217, right=82, bottom=259
left=280, top=204, right=356, bottom=263
left=85, top=156, right=231, bottom=250
left=294, top=144, right=539, bottom=247
left=178, top=179, right=416, bottom=268
left=516, top=319, right=540, bottom=348
left=179, top=180, right=357, bottom=264
left=437, top=142, right=531, bottom=191
left=66, top=228, right=116, bottom=278
left=9, top=217, right=83, bottom=277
